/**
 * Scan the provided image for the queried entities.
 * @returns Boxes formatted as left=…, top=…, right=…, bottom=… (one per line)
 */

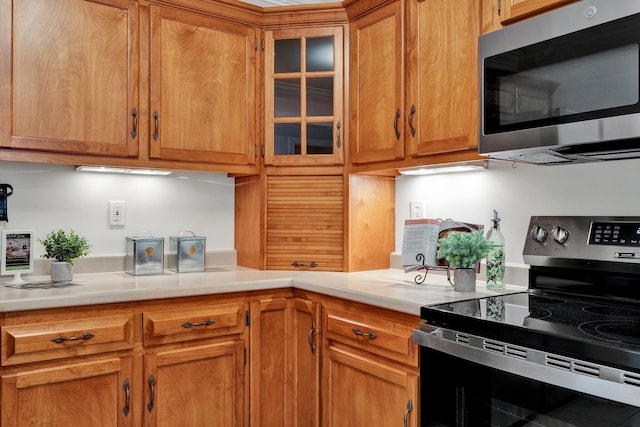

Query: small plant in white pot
left=436, top=230, right=492, bottom=292
left=40, top=230, right=90, bottom=282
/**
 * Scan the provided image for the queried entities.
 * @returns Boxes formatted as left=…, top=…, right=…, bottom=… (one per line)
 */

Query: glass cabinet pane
left=274, top=123, right=301, bottom=155
left=307, top=77, right=333, bottom=117
left=275, top=79, right=301, bottom=117
left=307, top=122, right=333, bottom=155
left=274, top=39, right=301, bottom=73
left=306, top=37, right=334, bottom=72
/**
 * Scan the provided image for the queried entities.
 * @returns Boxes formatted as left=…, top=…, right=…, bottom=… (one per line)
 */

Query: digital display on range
left=588, top=222, right=640, bottom=246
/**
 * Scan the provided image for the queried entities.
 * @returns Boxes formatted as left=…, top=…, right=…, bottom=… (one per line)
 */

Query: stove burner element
left=583, top=306, right=640, bottom=318
left=578, top=320, right=640, bottom=347
left=528, top=307, right=552, bottom=320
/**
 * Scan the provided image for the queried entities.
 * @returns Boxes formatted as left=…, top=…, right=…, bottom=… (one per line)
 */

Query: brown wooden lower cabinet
left=321, top=296, right=420, bottom=427
left=249, top=297, right=321, bottom=427
left=0, top=289, right=419, bottom=426
left=142, top=341, right=245, bottom=427
left=324, top=344, right=418, bottom=427
left=1, top=356, right=134, bottom=427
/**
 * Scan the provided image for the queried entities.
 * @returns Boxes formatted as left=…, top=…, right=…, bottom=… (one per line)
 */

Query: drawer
left=1, top=315, right=135, bottom=366
left=143, top=302, right=246, bottom=346
left=325, top=308, right=418, bottom=366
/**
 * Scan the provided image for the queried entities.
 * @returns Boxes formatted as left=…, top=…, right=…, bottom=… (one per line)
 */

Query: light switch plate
left=410, top=200, right=425, bottom=220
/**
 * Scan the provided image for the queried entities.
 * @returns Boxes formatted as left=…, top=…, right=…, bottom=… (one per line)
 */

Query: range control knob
left=551, top=226, right=570, bottom=245
left=530, top=225, right=549, bottom=243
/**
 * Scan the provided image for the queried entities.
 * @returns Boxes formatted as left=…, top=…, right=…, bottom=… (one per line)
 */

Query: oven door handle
left=412, top=326, right=640, bottom=407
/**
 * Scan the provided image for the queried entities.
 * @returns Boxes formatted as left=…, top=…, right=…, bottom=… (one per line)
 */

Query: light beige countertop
left=0, top=267, right=526, bottom=315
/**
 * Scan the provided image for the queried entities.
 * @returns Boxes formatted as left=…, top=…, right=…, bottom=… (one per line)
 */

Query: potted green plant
left=40, top=229, right=90, bottom=282
left=436, top=230, right=492, bottom=292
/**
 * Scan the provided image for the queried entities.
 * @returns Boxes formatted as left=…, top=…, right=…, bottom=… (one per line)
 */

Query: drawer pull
left=408, top=104, right=416, bottom=137
left=147, top=375, right=155, bottom=413
left=50, top=332, right=95, bottom=344
left=394, top=108, right=401, bottom=140
left=123, top=378, right=131, bottom=416
left=131, top=108, right=138, bottom=139
left=153, top=110, right=159, bottom=141
left=352, top=328, right=377, bottom=340
left=308, top=321, right=316, bottom=354
left=404, top=399, right=413, bottom=427
left=291, top=261, right=318, bottom=268
left=181, top=319, right=215, bottom=328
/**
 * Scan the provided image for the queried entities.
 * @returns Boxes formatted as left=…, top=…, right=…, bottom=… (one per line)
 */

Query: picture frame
left=1, top=229, right=34, bottom=285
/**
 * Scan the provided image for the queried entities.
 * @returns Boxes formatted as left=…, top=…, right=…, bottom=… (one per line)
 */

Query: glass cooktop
left=421, top=291, right=640, bottom=372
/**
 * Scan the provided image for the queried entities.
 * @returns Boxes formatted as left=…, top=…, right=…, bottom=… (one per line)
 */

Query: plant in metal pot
left=40, top=229, right=90, bottom=282
left=436, top=230, right=492, bottom=291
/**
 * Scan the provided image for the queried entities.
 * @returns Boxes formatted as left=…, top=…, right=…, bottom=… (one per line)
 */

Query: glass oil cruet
left=486, top=210, right=505, bottom=290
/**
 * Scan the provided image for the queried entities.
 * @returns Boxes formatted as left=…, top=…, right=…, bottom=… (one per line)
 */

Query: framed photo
left=1, top=230, right=34, bottom=280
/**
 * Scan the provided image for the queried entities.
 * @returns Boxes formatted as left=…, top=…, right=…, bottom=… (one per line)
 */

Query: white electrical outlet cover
left=109, top=201, right=126, bottom=226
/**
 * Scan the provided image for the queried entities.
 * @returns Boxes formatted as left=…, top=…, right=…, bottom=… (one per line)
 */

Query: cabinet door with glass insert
left=264, top=27, right=344, bottom=166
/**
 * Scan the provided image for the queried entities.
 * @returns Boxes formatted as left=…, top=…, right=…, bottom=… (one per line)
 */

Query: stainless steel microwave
left=478, top=0, right=640, bottom=165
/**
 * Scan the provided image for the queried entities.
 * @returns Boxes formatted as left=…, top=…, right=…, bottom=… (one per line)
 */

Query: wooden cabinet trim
left=502, top=0, right=577, bottom=24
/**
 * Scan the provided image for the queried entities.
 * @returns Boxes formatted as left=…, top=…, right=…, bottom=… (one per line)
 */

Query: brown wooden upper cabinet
left=0, top=0, right=139, bottom=158
left=349, top=1, right=405, bottom=164
left=406, top=0, right=480, bottom=157
left=264, top=27, right=344, bottom=166
left=349, top=0, right=480, bottom=166
left=148, top=5, right=257, bottom=165
left=0, top=0, right=257, bottom=168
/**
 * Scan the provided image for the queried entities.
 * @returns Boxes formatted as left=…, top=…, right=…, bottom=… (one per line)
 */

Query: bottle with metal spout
left=486, top=210, right=505, bottom=290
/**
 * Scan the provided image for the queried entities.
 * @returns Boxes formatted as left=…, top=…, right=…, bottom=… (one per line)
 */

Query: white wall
left=0, top=162, right=235, bottom=258
left=396, top=158, right=640, bottom=266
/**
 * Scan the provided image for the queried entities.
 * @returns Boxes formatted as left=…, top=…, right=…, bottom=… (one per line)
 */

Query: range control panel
left=588, top=222, right=640, bottom=246
left=523, top=216, right=640, bottom=266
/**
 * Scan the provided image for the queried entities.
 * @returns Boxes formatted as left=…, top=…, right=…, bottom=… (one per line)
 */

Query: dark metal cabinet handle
left=308, top=321, right=316, bottom=354
left=352, top=327, right=377, bottom=340
left=152, top=111, right=159, bottom=141
left=408, top=104, right=416, bottom=137
left=123, top=378, right=131, bottom=416
left=291, top=261, right=318, bottom=268
left=50, top=332, right=95, bottom=344
left=181, top=319, right=215, bottom=328
left=131, top=108, right=137, bottom=139
left=404, top=399, right=413, bottom=427
left=394, top=108, right=401, bottom=140
left=336, top=121, right=342, bottom=148
left=147, top=375, right=155, bottom=413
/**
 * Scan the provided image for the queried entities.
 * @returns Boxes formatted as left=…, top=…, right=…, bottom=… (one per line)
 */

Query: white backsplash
left=0, top=162, right=235, bottom=269
left=4, top=157, right=639, bottom=276
left=396, top=158, right=640, bottom=266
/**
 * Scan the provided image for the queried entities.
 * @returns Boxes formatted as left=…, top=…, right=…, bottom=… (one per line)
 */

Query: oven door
left=414, top=328, right=640, bottom=427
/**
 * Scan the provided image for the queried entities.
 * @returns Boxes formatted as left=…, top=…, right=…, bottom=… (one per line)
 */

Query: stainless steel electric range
left=413, top=216, right=640, bottom=427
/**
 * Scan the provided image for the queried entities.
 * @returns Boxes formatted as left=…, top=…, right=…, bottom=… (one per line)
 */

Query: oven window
left=483, top=13, right=640, bottom=135
left=420, top=348, right=640, bottom=426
